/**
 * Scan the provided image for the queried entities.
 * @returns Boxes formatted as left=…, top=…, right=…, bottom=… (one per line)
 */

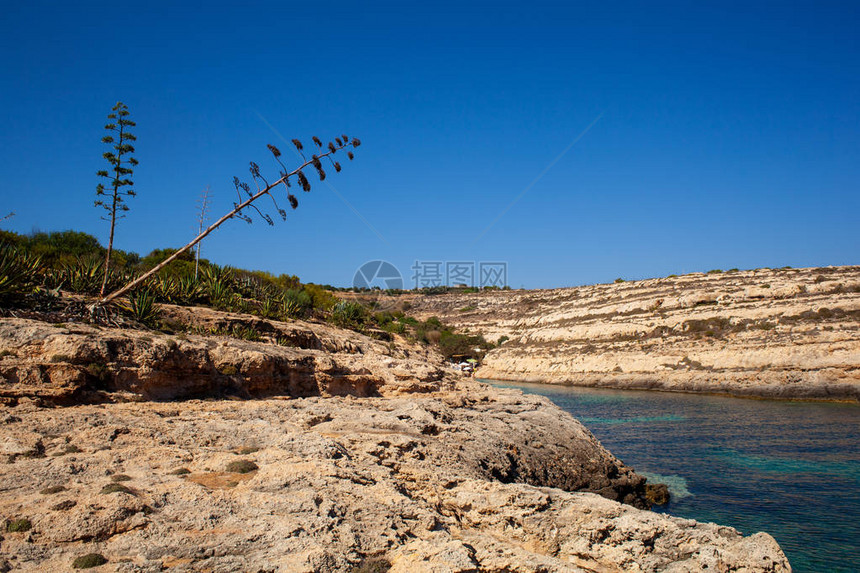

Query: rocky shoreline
left=0, top=311, right=791, bottom=571
left=411, top=265, right=860, bottom=402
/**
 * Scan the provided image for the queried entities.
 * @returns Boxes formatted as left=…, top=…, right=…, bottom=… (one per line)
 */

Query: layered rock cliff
left=411, top=265, right=860, bottom=400
left=0, top=309, right=790, bottom=571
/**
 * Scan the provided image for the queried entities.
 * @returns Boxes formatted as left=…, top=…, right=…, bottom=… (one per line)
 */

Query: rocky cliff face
left=411, top=266, right=860, bottom=400
left=0, top=309, right=791, bottom=571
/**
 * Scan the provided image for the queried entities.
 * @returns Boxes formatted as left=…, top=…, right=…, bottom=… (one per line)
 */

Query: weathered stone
left=408, top=265, right=860, bottom=401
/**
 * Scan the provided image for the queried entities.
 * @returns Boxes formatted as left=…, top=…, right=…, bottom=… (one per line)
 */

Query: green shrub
left=86, top=363, right=111, bottom=385
left=169, top=468, right=191, bottom=475
left=101, top=483, right=132, bottom=494
left=110, top=474, right=132, bottom=482
left=72, top=553, right=108, bottom=569
left=330, top=300, right=368, bottom=330
left=6, top=518, right=32, bottom=532
left=40, top=485, right=66, bottom=494
left=351, top=557, right=392, bottom=573
left=24, top=230, right=104, bottom=267
left=303, top=283, right=337, bottom=311
left=226, top=459, right=258, bottom=474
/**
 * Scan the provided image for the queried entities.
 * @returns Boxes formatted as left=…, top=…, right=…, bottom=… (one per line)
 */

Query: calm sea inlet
left=486, top=380, right=860, bottom=572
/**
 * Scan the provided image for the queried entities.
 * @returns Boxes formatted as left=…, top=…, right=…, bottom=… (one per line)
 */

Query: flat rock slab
left=0, top=384, right=789, bottom=572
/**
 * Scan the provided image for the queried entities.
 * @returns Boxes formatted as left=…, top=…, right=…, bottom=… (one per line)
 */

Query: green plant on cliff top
left=92, top=135, right=360, bottom=312
left=0, top=243, right=43, bottom=302
left=95, top=101, right=138, bottom=297
left=123, top=288, right=161, bottom=326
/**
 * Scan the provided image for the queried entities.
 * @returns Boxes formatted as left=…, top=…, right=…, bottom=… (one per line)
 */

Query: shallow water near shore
left=485, top=380, right=860, bottom=572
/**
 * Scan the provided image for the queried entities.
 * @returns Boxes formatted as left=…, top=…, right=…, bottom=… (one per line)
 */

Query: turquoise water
left=486, top=380, right=860, bottom=572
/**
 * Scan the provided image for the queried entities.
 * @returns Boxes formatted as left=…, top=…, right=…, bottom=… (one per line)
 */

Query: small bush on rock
left=40, top=485, right=66, bottom=494
left=226, top=459, right=258, bottom=474
left=351, top=557, right=392, bottom=573
left=72, top=553, right=108, bottom=569
left=6, top=518, right=32, bottom=532
left=100, top=483, right=132, bottom=494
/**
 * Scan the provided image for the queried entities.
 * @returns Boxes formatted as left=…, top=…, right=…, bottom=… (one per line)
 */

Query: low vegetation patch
left=100, top=483, right=133, bottom=495
left=226, top=459, right=259, bottom=474
left=351, top=558, right=392, bottom=573
left=72, top=553, right=108, bottom=569
left=5, top=518, right=32, bottom=532
left=40, top=485, right=66, bottom=494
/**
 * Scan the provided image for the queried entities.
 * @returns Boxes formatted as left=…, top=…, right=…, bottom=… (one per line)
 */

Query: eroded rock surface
left=0, top=311, right=790, bottom=571
left=0, top=388, right=788, bottom=572
left=410, top=265, right=860, bottom=400
left=0, top=316, right=445, bottom=405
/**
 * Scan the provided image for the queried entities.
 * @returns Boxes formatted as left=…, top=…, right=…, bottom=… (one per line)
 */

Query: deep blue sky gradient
left=1, top=1, right=858, bottom=288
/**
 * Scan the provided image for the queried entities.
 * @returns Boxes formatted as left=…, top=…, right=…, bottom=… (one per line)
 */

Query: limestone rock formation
left=0, top=309, right=791, bottom=571
left=0, top=389, right=788, bottom=571
left=410, top=265, right=860, bottom=400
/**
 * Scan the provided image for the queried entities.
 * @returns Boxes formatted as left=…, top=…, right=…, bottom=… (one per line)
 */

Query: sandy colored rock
left=0, top=388, right=788, bottom=572
left=0, top=307, right=790, bottom=571
left=408, top=265, right=860, bottom=400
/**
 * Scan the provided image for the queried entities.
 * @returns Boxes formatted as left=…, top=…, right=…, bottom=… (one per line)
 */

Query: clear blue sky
left=1, top=1, right=857, bottom=288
